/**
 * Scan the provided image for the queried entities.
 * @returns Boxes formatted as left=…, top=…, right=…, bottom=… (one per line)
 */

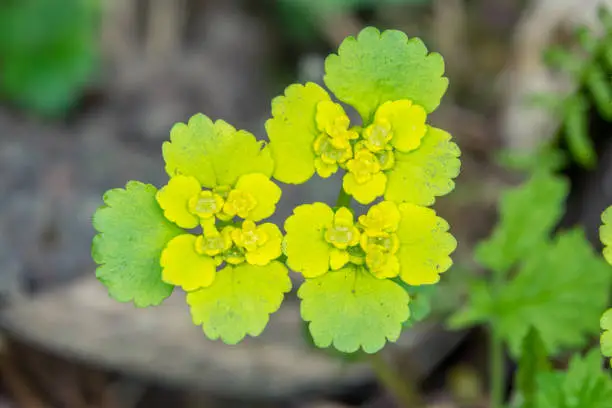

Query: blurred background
left=1, top=0, right=611, bottom=407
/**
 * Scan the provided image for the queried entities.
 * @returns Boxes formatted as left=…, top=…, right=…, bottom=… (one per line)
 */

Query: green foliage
left=535, top=6, right=612, bottom=168
left=600, top=308, right=612, bottom=364
left=324, top=26, right=448, bottom=122
left=453, top=229, right=612, bottom=355
left=299, top=266, right=410, bottom=353
left=163, top=114, right=274, bottom=188
left=474, top=172, right=569, bottom=276
left=0, top=0, right=100, bottom=116
left=535, top=350, right=612, bottom=408
left=385, top=127, right=461, bottom=206
left=395, top=282, right=434, bottom=328
left=515, top=328, right=552, bottom=408
left=187, top=262, right=291, bottom=344
left=92, top=182, right=182, bottom=307
left=496, top=146, right=568, bottom=174
left=600, top=205, right=612, bottom=264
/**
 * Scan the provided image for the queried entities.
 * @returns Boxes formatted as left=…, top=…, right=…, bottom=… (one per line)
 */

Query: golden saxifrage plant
left=91, top=27, right=461, bottom=353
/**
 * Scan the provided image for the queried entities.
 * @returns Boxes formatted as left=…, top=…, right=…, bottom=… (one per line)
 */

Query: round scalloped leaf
left=187, top=261, right=291, bottom=344
left=396, top=203, right=457, bottom=285
left=163, top=113, right=274, bottom=188
left=266, top=82, right=331, bottom=184
left=299, top=266, right=410, bottom=353
left=385, top=126, right=460, bottom=206
left=601, top=308, right=612, bottom=361
left=92, top=181, right=183, bottom=307
left=600, top=206, right=612, bottom=265
left=324, top=27, right=448, bottom=123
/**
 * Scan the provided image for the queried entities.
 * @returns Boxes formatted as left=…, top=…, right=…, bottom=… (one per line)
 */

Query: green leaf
left=447, top=280, right=493, bottom=329
left=496, top=147, right=568, bottom=173
left=0, top=0, right=100, bottom=116
left=385, top=126, right=461, bottom=206
left=324, top=27, right=448, bottom=122
left=393, top=280, right=434, bottom=328
left=475, top=172, right=569, bottom=275
left=491, top=230, right=611, bottom=356
left=600, top=308, right=612, bottom=363
left=187, top=261, right=291, bottom=344
left=92, top=181, right=183, bottom=307
left=299, top=266, right=410, bottom=353
left=536, top=350, right=612, bottom=408
left=600, top=206, right=612, bottom=265
left=163, top=113, right=274, bottom=188
left=543, top=46, right=584, bottom=75
left=563, top=95, right=596, bottom=168
left=516, top=327, right=552, bottom=408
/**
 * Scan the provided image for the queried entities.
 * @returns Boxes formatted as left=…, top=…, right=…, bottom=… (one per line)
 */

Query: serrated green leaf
left=385, top=126, right=461, bottom=206
left=92, top=181, right=182, bottom=307
left=163, top=113, right=274, bottom=188
left=600, top=308, right=612, bottom=363
left=516, top=327, right=552, bottom=408
left=187, top=261, right=291, bottom=344
left=324, top=27, right=448, bottom=122
left=600, top=206, right=612, bottom=265
left=492, top=230, right=611, bottom=356
left=563, top=95, right=596, bottom=168
left=299, top=266, right=409, bottom=353
left=475, top=172, right=569, bottom=275
left=536, top=350, right=612, bottom=408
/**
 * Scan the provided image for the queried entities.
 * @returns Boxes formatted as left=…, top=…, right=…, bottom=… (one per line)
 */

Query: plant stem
left=367, top=353, right=423, bottom=408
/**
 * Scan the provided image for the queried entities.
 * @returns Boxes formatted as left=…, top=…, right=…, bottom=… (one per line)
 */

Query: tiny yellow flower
left=358, top=201, right=401, bottom=237
left=313, top=101, right=359, bottom=178
left=223, top=189, right=257, bottom=219
left=367, top=100, right=427, bottom=153
left=343, top=147, right=387, bottom=205
left=324, top=207, right=361, bottom=250
left=188, top=190, right=225, bottom=219
left=232, top=220, right=283, bottom=266
left=195, top=223, right=233, bottom=257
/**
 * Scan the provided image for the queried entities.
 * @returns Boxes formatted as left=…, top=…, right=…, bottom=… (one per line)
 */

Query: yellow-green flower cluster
left=92, top=113, right=291, bottom=344
left=285, top=201, right=455, bottom=286
left=267, top=83, right=456, bottom=205
left=92, top=26, right=461, bottom=352
left=156, top=118, right=283, bottom=291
